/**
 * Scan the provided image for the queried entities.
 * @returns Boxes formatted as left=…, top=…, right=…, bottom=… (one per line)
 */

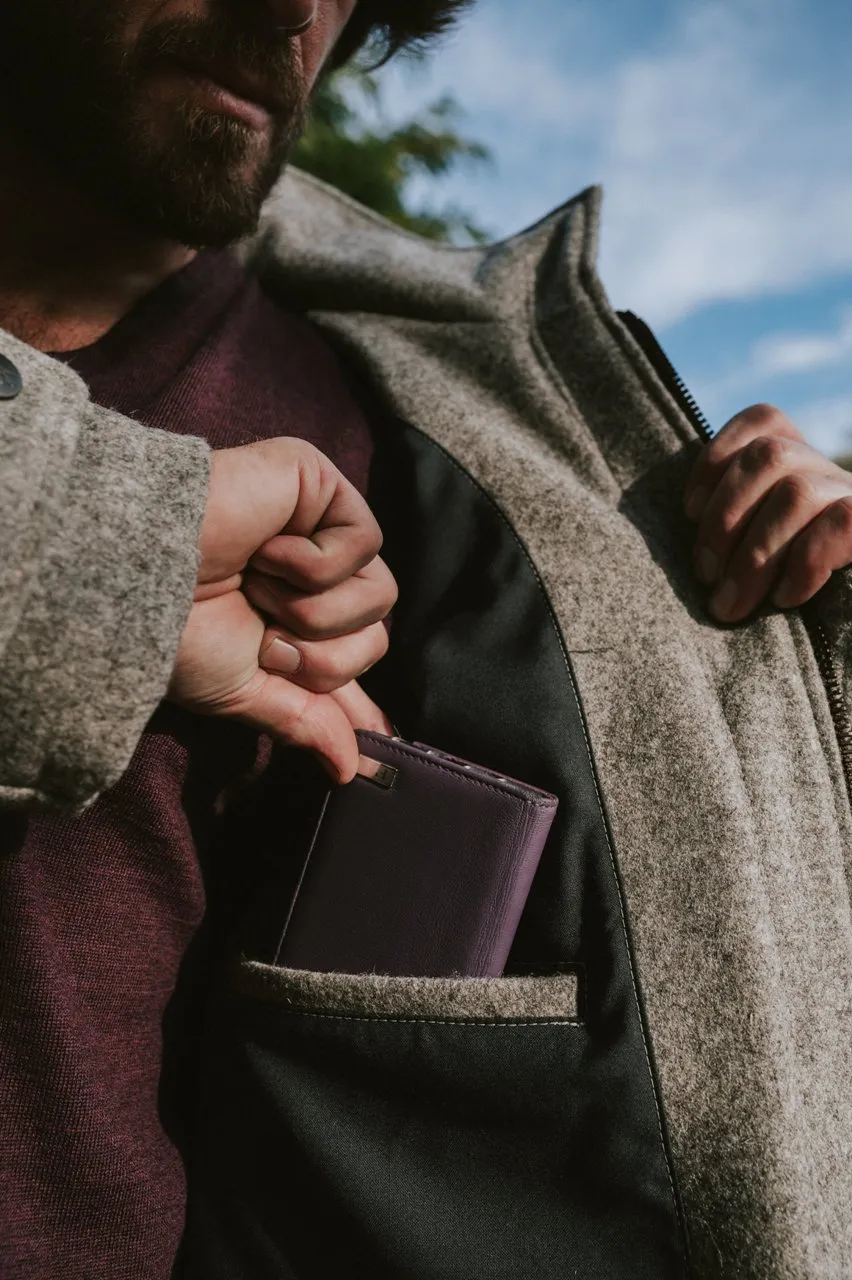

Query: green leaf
left=292, top=66, right=493, bottom=245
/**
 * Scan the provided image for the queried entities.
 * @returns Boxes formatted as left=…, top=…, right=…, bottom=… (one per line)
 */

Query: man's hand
left=168, top=437, right=397, bottom=782
left=684, top=403, right=852, bottom=623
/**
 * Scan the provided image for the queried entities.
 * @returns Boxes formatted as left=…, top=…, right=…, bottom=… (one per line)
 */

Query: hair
left=329, top=0, right=475, bottom=69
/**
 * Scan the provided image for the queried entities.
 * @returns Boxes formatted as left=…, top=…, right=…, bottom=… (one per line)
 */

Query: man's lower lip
left=155, top=64, right=272, bottom=130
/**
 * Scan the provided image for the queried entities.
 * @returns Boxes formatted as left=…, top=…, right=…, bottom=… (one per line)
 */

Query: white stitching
left=249, top=1008, right=583, bottom=1028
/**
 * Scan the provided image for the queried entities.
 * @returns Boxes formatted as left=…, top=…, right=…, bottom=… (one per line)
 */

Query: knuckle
left=320, top=530, right=382, bottom=587
left=774, top=472, right=815, bottom=510
left=286, top=599, right=331, bottom=640
left=826, top=495, right=852, bottom=531
left=362, top=516, right=384, bottom=559
left=290, top=436, right=323, bottom=476
left=717, top=508, right=741, bottom=541
left=345, top=497, right=382, bottom=550
left=371, top=623, right=390, bottom=663
left=354, top=534, right=384, bottom=575
left=742, top=544, right=772, bottom=577
left=294, top=649, right=344, bottom=695
left=740, top=434, right=788, bottom=474
left=320, top=647, right=350, bottom=686
left=704, top=438, right=730, bottom=469
left=740, top=403, right=783, bottom=430
left=378, top=563, right=399, bottom=609
left=307, top=559, right=343, bottom=592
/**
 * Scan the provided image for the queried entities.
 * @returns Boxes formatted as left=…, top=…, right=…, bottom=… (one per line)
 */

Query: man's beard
left=0, top=3, right=311, bottom=246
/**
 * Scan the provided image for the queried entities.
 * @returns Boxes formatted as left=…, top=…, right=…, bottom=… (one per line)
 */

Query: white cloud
left=596, top=3, right=852, bottom=325
left=749, top=308, right=852, bottom=379
left=372, top=3, right=606, bottom=233
left=378, top=0, right=852, bottom=328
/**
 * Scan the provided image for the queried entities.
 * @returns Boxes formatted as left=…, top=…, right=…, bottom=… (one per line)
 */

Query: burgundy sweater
left=0, top=253, right=378, bottom=1279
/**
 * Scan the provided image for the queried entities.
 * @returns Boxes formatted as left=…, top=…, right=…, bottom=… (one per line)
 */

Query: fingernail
left=711, top=579, right=738, bottom=620
left=263, top=638, right=302, bottom=674
left=685, top=486, right=710, bottom=521
left=696, top=547, right=719, bottom=584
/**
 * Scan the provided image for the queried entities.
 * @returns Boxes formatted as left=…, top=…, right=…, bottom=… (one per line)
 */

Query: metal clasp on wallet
left=356, top=755, right=398, bottom=790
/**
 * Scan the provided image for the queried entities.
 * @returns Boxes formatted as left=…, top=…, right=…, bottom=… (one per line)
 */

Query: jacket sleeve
left=0, top=329, right=211, bottom=814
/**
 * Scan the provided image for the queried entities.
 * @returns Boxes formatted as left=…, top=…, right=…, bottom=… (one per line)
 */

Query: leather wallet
left=273, top=730, right=559, bottom=978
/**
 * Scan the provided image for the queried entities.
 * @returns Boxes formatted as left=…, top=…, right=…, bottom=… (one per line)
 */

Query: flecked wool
left=0, top=332, right=210, bottom=811
left=245, top=171, right=852, bottom=1280
left=232, top=959, right=581, bottom=1022
left=3, top=169, right=852, bottom=1277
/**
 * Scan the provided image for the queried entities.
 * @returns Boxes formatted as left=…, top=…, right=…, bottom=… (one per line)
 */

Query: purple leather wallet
left=273, top=730, right=559, bottom=978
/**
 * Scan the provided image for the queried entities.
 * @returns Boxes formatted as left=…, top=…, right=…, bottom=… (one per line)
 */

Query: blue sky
left=369, top=0, right=852, bottom=457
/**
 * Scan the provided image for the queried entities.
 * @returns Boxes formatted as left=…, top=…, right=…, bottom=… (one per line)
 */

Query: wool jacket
left=2, top=170, right=851, bottom=1280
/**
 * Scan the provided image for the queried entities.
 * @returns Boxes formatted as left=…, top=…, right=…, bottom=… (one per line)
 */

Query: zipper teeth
left=616, top=310, right=852, bottom=811
left=617, top=310, right=852, bottom=809
left=617, top=310, right=714, bottom=442
left=807, top=615, right=852, bottom=795
left=668, top=371, right=714, bottom=442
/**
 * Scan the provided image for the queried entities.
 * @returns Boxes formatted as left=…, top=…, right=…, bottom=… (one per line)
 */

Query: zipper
left=801, top=607, right=852, bottom=802
left=618, top=309, right=852, bottom=808
left=617, top=310, right=714, bottom=442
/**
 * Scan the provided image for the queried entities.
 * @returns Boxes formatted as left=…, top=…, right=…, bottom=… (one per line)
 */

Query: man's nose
left=266, top=0, right=319, bottom=33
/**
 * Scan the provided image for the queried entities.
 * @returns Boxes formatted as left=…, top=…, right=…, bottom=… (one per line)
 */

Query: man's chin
left=134, top=193, right=269, bottom=251
left=83, top=125, right=289, bottom=248
left=98, top=99, right=298, bottom=246
left=123, top=185, right=272, bottom=250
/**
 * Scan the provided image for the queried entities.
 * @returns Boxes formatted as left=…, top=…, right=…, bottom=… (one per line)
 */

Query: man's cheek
left=299, top=0, right=360, bottom=86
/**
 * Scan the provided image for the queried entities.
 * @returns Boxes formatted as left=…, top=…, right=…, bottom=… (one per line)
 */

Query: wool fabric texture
left=1, top=171, right=851, bottom=1278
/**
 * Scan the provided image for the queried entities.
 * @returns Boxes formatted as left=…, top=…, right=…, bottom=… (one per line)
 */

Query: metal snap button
left=0, top=354, right=22, bottom=400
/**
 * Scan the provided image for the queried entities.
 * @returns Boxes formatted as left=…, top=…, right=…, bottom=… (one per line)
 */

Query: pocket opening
left=232, top=958, right=581, bottom=1023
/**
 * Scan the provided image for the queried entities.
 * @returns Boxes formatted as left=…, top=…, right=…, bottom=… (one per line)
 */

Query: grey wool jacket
left=3, top=170, right=852, bottom=1279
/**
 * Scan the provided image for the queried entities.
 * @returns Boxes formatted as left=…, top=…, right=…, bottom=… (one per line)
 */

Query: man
left=1, top=3, right=851, bottom=1279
